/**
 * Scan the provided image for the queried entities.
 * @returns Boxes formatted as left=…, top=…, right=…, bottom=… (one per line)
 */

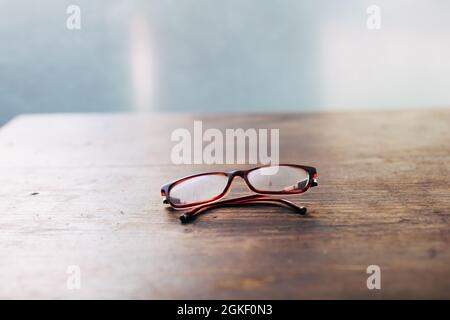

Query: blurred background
left=1, top=0, right=450, bottom=125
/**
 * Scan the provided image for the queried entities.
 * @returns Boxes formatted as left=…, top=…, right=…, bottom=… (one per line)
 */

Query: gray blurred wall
left=0, top=0, right=449, bottom=124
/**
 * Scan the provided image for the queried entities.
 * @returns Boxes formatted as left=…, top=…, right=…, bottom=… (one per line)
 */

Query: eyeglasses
left=161, top=164, right=318, bottom=223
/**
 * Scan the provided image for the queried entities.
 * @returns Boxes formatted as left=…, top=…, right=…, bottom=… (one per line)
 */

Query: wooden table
left=0, top=110, right=449, bottom=299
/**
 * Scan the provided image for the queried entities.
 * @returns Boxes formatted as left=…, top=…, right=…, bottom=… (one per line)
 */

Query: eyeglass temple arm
left=179, top=195, right=306, bottom=223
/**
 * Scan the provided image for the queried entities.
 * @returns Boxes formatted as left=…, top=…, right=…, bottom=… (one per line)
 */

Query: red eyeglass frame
left=161, top=164, right=318, bottom=210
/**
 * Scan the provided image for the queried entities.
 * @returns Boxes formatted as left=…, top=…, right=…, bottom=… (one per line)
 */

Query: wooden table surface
left=0, top=110, right=449, bottom=299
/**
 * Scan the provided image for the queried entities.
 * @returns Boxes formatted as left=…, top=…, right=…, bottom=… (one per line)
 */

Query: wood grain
left=0, top=110, right=449, bottom=299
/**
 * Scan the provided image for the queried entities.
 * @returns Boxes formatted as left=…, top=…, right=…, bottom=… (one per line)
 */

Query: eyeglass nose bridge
left=227, top=170, right=247, bottom=178
left=226, top=170, right=253, bottom=191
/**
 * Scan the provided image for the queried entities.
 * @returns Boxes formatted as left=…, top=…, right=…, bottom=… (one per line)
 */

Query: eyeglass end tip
left=179, top=214, right=190, bottom=224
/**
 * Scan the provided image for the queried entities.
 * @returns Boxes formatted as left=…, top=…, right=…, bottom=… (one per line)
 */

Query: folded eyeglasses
left=161, top=164, right=318, bottom=223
